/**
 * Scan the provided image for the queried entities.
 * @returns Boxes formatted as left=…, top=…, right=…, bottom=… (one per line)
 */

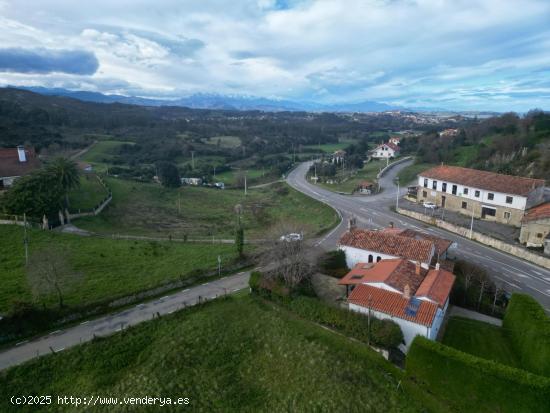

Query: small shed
left=355, top=180, right=376, bottom=195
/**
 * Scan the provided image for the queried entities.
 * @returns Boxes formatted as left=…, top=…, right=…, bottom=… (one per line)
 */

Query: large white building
left=417, top=165, right=545, bottom=227
left=371, top=142, right=400, bottom=159
left=339, top=258, right=455, bottom=351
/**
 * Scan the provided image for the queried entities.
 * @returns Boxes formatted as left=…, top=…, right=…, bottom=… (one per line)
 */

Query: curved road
left=287, top=160, right=550, bottom=311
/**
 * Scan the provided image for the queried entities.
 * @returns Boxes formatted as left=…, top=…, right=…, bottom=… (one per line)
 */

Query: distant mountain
left=16, top=86, right=405, bottom=113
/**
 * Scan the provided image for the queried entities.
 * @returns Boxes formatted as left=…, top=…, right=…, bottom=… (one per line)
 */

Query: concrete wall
left=376, top=156, right=413, bottom=179
left=397, top=207, right=550, bottom=269
left=520, top=218, right=550, bottom=247
left=340, top=244, right=431, bottom=269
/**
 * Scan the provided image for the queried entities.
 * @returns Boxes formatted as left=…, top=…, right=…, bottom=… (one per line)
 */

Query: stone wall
left=397, top=207, right=550, bottom=269
left=376, top=156, right=413, bottom=179
left=520, top=218, right=550, bottom=247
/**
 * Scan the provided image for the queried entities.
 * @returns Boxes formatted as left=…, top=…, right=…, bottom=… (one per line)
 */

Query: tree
left=156, top=161, right=180, bottom=187
left=26, top=246, right=83, bottom=308
left=1, top=169, right=64, bottom=219
left=235, top=225, right=244, bottom=258
left=46, top=157, right=80, bottom=208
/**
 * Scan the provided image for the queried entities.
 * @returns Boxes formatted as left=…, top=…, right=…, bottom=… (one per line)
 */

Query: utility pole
left=367, top=295, right=372, bottom=346
left=191, top=151, right=195, bottom=170
left=395, top=177, right=400, bottom=210
left=244, top=172, right=247, bottom=196
left=178, top=190, right=182, bottom=215
left=213, top=166, right=216, bottom=178
left=217, top=255, right=221, bottom=277
left=23, top=213, right=29, bottom=265
left=470, top=204, right=476, bottom=237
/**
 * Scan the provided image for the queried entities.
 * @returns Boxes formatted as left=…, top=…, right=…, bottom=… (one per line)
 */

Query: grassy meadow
left=0, top=225, right=237, bottom=314
left=0, top=295, right=429, bottom=413
left=75, top=179, right=338, bottom=238
left=442, top=317, right=520, bottom=368
left=318, top=159, right=386, bottom=193
left=67, top=174, right=109, bottom=212
left=396, top=162, right=435, bottom=185
left=80, top=140, right=135, bottom=172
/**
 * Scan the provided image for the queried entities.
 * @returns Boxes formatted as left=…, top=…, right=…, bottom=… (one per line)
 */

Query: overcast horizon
left=1, top=0, right=550, bottom=112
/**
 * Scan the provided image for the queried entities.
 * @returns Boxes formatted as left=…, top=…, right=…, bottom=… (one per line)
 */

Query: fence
left=376, top=156, right=413, bottom=179
left=397, top=207, right=550, bottom=269
left=67, top=175, right=113, bottom=220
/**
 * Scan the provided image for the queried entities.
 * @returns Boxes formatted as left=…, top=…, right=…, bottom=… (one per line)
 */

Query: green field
left=0, top=295, right=428, bottom=412
left=396, top=162, right=434, bottom=185
left=0, top=225, right=237, bottom=314
left=81, top=140, right=135, bottom=172
left=318, top=159, right=386, bottom=194
left=301, top=138, right=357, bottom=154
left=203, top=135, right=242, bottom=148
left=214, top=168, right=267, bottom=186
left=442, top=317, right=520, bottom=368
left=75, top=179, right=338, bottom=238
left=67, top=175, right=109, bottom=212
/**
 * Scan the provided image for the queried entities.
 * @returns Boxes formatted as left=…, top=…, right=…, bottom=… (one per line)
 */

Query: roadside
left=0, top=271, right=251, bottom=371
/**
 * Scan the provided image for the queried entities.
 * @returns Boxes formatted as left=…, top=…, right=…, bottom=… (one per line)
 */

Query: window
left=432, top=180, right=437, bottom=190
left=537, top=233, right=543, bottom=238
left=452, top=185, right=457, bottom=195
left=368, top=254, right=373, bottom=263
left=461, top=201, right=468, bottom=209
left=463, top=188, right=469, bottom=195
left=423, top=178, right=428, bottom=188
left=488, top=193, right=494, bottom=200
left=376, top=256, right=382, bottom=262
left=475, top=190, right=480, bottom=197
left=422, top=190, right=427, bottom=198
left=506, top=196, right=513, bottom=204
left=442, top=183, right=447, bottom=192
left=504, top=211, right=511, bottom=219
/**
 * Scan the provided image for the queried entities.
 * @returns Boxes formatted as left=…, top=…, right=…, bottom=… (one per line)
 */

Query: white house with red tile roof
left=389, top=136, right=401, bottom=146
left=371, top=142, right=400, bottom=159
left=341, top=258, right=455, bottom=351
left=338, top=228, right=438, bottom=269
left=0, top=146, right=41, bottom=189
left=417, top=165, right=545, bottom=227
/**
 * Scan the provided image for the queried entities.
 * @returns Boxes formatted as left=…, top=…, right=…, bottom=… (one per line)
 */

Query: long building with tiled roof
left=0, top=146, right=41, bottom=189
left=520, top=202, right=550, bottom=248
left=417, top=165, right=546, bottom=227
left=339, top=229, right=435, bottom=269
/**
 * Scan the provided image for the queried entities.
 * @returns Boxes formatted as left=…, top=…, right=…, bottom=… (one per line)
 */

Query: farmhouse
left=181, top=177, right=202, bottom=186
left=354, top=180, right=376, bottom=195
left=332, top=150, right=346, bottom=164
left=339, top=259, right=455, bottom=350
left=371, top=142, right=400, bottom=159
left=417, top=165, right=545, bottom=227
left=338, top=227, right=453, bottom=269
left=0, top=146, right=41, bottom=189
left=520, top=202, right=550, bottom=250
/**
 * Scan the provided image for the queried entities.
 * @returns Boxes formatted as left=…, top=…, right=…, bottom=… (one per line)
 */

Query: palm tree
left=47, top=157, right=80, bottom=208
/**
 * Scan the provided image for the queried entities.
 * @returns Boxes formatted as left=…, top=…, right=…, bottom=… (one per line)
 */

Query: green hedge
left=406, top=336, right=550, bottom=413
left=503, top=293, right=550, bottom=377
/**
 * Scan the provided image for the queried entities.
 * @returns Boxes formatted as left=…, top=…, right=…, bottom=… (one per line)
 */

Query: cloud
left=0, top=47, right=98, bottom=75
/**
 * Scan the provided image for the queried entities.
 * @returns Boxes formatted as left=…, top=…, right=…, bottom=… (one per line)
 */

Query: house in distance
left=0, top=146, right=41, bottom=189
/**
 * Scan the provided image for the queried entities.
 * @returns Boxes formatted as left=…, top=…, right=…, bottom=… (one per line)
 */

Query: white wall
left=339, top=245, right=430, bottom=269
left=418, top=175, right=528, bottom=210
left=349, top=303, right=430, bottom=352
left=0, top=176, right=18, bottom=187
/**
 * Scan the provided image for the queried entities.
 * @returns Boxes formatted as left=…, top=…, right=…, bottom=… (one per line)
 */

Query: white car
left=280, top=233, right=303, bottom=242
left=422, top=201, right=437, bottom=209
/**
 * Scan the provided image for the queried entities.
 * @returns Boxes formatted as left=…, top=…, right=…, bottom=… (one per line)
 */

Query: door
left=441, top=196, right=446, bottom=208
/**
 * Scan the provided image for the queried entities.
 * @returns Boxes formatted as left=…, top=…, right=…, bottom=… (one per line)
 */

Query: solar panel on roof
left=405, top=297, right=421, bottom=317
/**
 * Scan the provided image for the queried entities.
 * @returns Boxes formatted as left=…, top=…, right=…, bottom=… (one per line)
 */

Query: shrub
left=319, top=250, right=349, bottom=278
left=406, top=336, right=550, bottom=413
left=503, top=293, right=550, bottom=376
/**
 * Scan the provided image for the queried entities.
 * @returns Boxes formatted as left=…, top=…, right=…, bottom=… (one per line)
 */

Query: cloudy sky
left=0, top=0, right=549, bottom=111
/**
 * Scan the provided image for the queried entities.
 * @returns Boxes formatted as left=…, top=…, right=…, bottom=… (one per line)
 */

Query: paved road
left=0, top=272, right=250, bottom=371
left=287, top=161, right=550, bottom=311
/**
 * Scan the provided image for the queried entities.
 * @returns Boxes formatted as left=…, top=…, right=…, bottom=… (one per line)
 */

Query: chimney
left=415, top=261, right=421, bottom=275
left=17, top=146, right=26, bottom=163
left=403, top=284, right=411, bottom=299
left=435, top=262, right=440, bottom=270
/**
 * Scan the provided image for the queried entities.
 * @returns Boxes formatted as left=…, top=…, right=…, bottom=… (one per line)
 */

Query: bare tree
left=27, top=246, right=84, bottom=308
left=476, top=270, right=491, bottom=311
left=459, top=261, right=478, bottom=306
left=492, top=282, right=506, bottom=314
left=261, top=222, right=314, bottom=289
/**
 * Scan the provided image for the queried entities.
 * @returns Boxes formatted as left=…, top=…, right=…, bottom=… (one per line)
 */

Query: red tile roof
left=0, top=147, right=41, bottom=178
left=339, top=259, right=426, bottom=294
left=348, top=284, right=438, bottom=327
left=522, top=202, right=550, bottom=223
left=375, top=142, right=400, bottom=152
left=339, top=229, right=434, bottom=263
left=398, top=229, right=453, bottom=257
left=419, top=165, right=544, bottom=196
left=415, top=269, right=455, bottom=308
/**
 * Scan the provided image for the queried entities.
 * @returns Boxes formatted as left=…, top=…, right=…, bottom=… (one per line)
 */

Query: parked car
left=280, top=233, right=303, bottom=242
left=422, top=201, right=437, bottom=209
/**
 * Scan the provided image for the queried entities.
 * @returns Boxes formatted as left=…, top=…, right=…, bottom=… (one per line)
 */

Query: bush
left=284, top=296, right=402, bottom=349
left=503, top=293, right=550, bottom=376
left=319, top=250, right=349, bottom=278
left=406, top=336, right=550, bottom=413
